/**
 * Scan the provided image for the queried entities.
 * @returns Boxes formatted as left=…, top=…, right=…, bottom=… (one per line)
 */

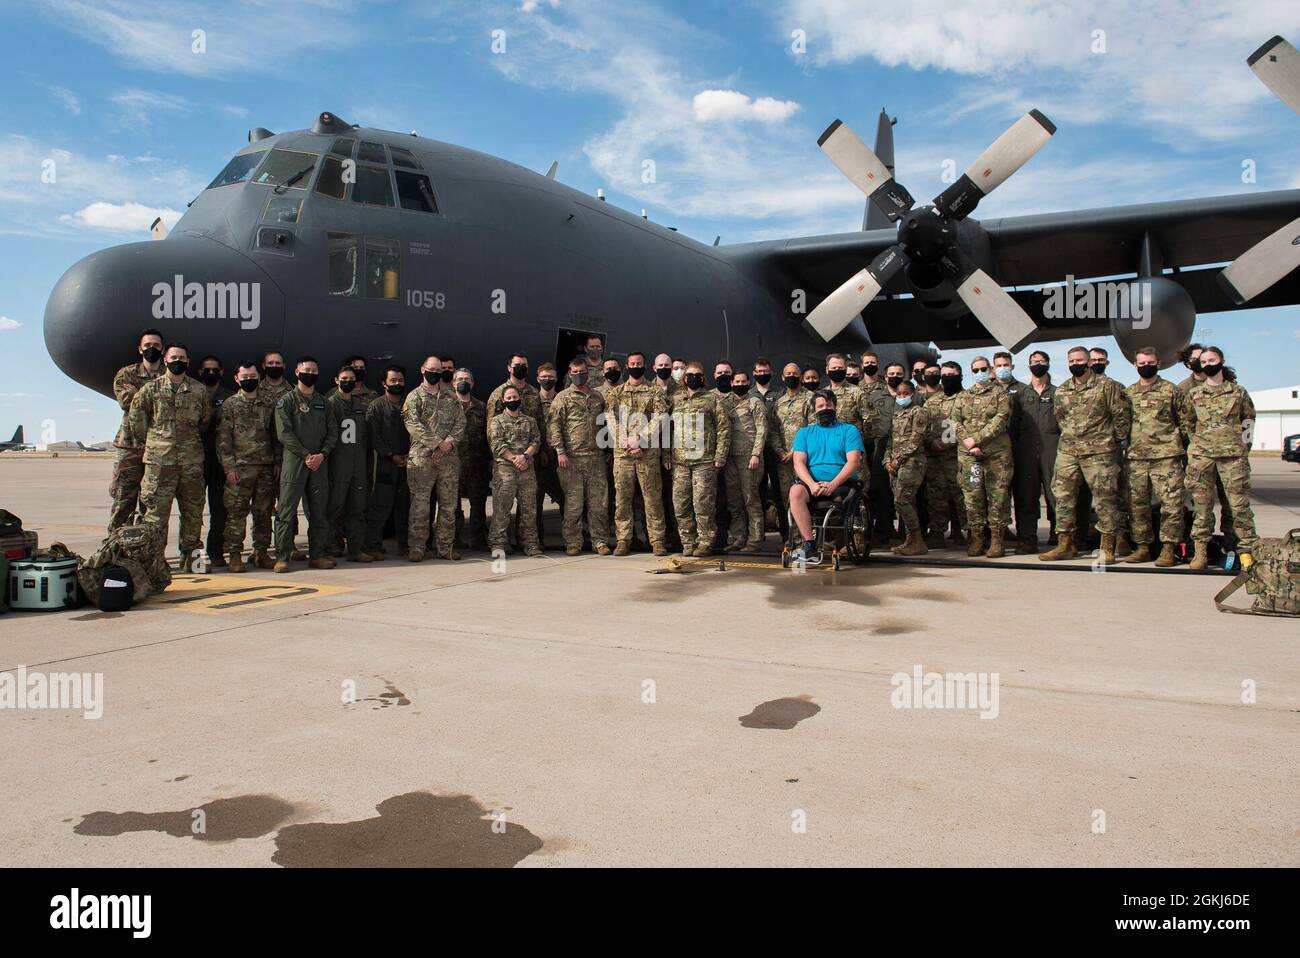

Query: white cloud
left=60, top=201, right=182, bottom=233
left=0, top=317, right=22, bottom=331
left=692, top=90, right=800, bottom=124
left=49, top=86, right=81, bottom=115
left=110, top=88, right=189, bottom=128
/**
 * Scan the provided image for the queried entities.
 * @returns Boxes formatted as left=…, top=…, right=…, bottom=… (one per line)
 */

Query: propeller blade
left=1249, top=35, right=1300, bottom=115
left=933, top=110, right=1056, bottom=219
left=818, top=119, right=915, bottom=221
left=1218, top=214, right=1300, bottom=304
left=805, top=245, right=907, bottom=342
left=942, top=261, right=1038, bottom=352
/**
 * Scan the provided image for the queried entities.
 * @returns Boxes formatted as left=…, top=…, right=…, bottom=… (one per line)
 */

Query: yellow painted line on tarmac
left=145, top=573, right=353, bottom=614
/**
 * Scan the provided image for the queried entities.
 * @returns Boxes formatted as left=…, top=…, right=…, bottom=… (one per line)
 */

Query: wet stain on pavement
left=70, top=611, right=123, bottom=621
left=739, top=695, right=820, bottom=730
left=170, top=775, right=190, bottom=782
left=871, top=624, right=915, bottom=636
left=75, top=794, right=298, bottom=842
left=271, top=792, right=542, bottom=868
left=349, top=677, right=412, bottom=709
left=766, top=574, right=877, bottom=609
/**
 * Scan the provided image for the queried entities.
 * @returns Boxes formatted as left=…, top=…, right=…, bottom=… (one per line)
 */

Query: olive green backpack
left=76, top=523, right=172, bottom=607
left=1214, top=528, right=1300, bottom=617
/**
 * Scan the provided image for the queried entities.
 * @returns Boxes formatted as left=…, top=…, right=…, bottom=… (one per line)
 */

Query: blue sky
left=1, top=0, right=1299, bottom=442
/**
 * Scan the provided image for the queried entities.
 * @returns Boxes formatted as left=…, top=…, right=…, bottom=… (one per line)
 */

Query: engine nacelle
left=1109, top=276, right=1195, bottom=370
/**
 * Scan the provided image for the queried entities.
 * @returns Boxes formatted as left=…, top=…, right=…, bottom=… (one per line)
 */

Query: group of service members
left=107, top=330, right=1259, bottom=573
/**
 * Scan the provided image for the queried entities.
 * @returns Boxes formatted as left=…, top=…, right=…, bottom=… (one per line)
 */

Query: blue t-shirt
left=793, top=420, right=864, bottom=482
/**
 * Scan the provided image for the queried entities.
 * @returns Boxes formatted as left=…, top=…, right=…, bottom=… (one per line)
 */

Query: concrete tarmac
left=1, top=454, right=1297, bottom=867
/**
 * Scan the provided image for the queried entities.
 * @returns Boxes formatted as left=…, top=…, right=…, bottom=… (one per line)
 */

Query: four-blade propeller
left=808, top=110, right=1056, bottom=350
left=1219, top=36, right=1300, bottom=305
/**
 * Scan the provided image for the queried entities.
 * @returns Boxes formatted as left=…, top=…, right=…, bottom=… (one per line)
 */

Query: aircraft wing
left=726, top=189, right=1300, bottom=347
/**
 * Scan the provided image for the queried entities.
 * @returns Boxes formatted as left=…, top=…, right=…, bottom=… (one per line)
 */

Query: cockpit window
left=316, top=156, right=348, bottom=200
left=352, top=166, right=395, bottom=207
left=206, top=152, right=265, bottom=190
left=330, top=137, right=355, bottom=158
left=250, top=149, right=319, bottom=190
left=395, top=170, right=438, bottom=213
left=389, top=146, right=421, bottom=170
left=263, top=193, right=303, bottom=224
left=358, top=141, right=387, bottom=164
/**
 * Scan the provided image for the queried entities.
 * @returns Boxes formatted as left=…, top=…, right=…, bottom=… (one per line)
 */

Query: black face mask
left=1090, top=362, right=1107, bottom=375
left=684, top=373, right=705, bottom=390
left=816, top=409, right=836, bottom=426
left=141, top=345, right=162, bottom=364
left=1189, top=358, right=1202, bottom=373
left=338, top=380, right=356, bottom=394
left=846, top=374, right=861, bottom=385
left=512, top=364, right=529, bottom=380
left=940, top=375, right=961, bottom=395
left=604, top=369, right=621, bottom=384
left=803, top=380, right=819, bottom=391
left=715, top=375, right=732, bottom=393
left=238, top=378, right=258, bottom=392
left=861, top=363, right=879, bottom=377
left=1136, top=364, right=1158, bottom=379
left=1200, top=362, right=1223, bottom=378
left=626, top=366, right=644, bottom=380
left=913, top=370, right=926, bottom=383
left=754, top=373, right=771, bottom=386
left=297, top=371, right=319, bottom=388
left=1028, top=363, right=1049, bottom=378
left=386, top=383, right=405, bottom=395
left=886, top=376, right=903, bottom=389
left=655, top=367, right=672, bottom=380
left=733, top=384, right=750, bottom=396
left=423, top=370, right=440, bottom=385
left=923, top=372, right=941, bottom=387
left=1068, top=363, right=1089, bottom=378
left=827, top=369, right=846, bottom=383
left=264, top=365, right=283, bottom=380
left=454, top=381, right=470, bottom=395
left=571, top=371, right=588, bottom=386
left=783, top=376, right=800, bottom=390
left=504, top=399, right=522, bottom=411
left=353, top=367, right=367, bottom=383
left=166, top=359, right=188, bottom=376
left=539, top=379, right=556, bottom=391
left=199, top=369, right=222, bottom=385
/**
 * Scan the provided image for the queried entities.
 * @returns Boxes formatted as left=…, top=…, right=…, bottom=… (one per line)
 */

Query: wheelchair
left=780, top=478, right=871, bottom=570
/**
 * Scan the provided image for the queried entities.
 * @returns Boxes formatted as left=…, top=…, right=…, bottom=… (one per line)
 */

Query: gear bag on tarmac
left=1214, top=528, right=1300, bottom=617
left=76, top=524, right=172, bottom=609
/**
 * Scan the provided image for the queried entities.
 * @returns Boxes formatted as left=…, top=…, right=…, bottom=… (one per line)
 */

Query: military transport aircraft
left=0, top=426, right=33, bottom=453
left=43, top=36, right=1300, bottom=397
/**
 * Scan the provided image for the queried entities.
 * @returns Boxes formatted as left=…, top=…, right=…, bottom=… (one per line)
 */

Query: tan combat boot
left=965, top=530, right=984, bottom=557
left=653, top=543, right=671, bottom=556
left=252, top=549, right=275, bottom=570
left=1124, top=543, right=1151, bottom=564
left=595, top=543, right=612, bottom=556
left=897, top=530, right=928, bottom=556
left=565, top=545, right=581, bottom=556
left=1115, top=533, right=1134, bottom=558
left=1100, top=533, right=1116, bottom=564
left=1189, top=541, right=1209, bottom=570
left=985, top=528, right=1005, bottom=559
left=614, top=541, right=630, bottom=556
left=308, top=556, right=336, bottom=570
left=273, top=559, right=291, bottom=573
left=1154, top=543, right=1176, bottom=567
left=227, top=550, right=245, bottom=574
left=1039, top=531, right=1077, bottom=561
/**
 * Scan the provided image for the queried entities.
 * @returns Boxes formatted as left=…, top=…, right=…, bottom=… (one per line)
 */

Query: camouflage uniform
left=1125, top=376, right=1192, bottom=547
left=724, top=391, right=769, bottom=547
left=885, top=401, right=932, bottom=535
left=129, top=376, right=212, bottom=555
left=1179, top=372, right=1234, bottom=535
left=774, top=390, right=813, bottom=505
left=273, top=389, right=337, bottom=560
left=924, top=390, right=967, bottom=537
left=217, top=388, right=278, bottom=554
left=953, top=380, right=1013, bottom=537
left=1186, top=382, right=1258, bottom=551
left=487, top=412, right=541, bottom=552
left=996, top=375, right=1028, bottom=532
left=547, top=385, right=609, bottom=550
left=605, top=379, right=670, bottom=547
left=108, top=361, right=160, bottom=531
left=1050, top=374, right=1131, bottom=536
left=535, top=388, right=564, bottom=544
left=260, top=378, right=294, bottom=410
left=455, top=394, right=490, bottom=548
left=670, top=390, right=731, bottom=552
left=364, top=394, right=410, bottom=554
left=201, top=385, right=233, bottom=562
left=830, top=381, right=875, bottom=492
left=326, top=390, right=370, bottom=558
left=404, top=385, right=466, bottom=557
left=861, top=380, right=893, bottom=537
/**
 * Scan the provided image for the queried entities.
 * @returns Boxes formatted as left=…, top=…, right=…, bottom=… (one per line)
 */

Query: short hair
left=263, top=351, right=284, bottom=364
left=508, top=352, right=528, bottom=364
left=603, top=357, right=621, bottom=368
left=672, top=356, right=685, bottom=365
left=198, top=354, right=222, bottom=368
left=825, top=353, right=846, bottom=364
left=1090, top=346, right=1109, bottom=358
left=993, top=351, right=1012, bottom=363
left=715, top=357, right=733, bottom=369
left=753, top=356, right=771, bottom=368
left=802, top=365, right=819, bottom=377
left=733, top=369, right=750, bottom=381
left=941, top=361, right=961, bottom=373
left=343, top=354, right=364, bottom=365
left=813, top=388, right=837, bottom=407
left=847, top=360, right=860, bottom=370
left=295, top=355, right=318, bottom=367
left=885, top=362, right=905, bottom=374
left=383, top=364, right=406, bottom=380
left=235, top=360, right=258, bottom=373
left=970, top=355, right=990, bottom=367
left=337, top=362, right=357, bottom=375
left=568, top=356, right=587, bottom=370
left=441, top=356, right=455, bottom=366
left=626, top=351, right=646, bottom=364
left=685, top=360, right=705, bottom=373
left=586, top=334, right=603, bottom=344
left=1028, top=350, right=1049, bottom=364
left=454, top=367, right=473, bottom=379
left=536, top=361, right=555, bottom=374
left=1135, top=346, right=1159, bottom=361
left=139, top=328, right=163, bottom=344
left=502, top=384, right=521, bottom=398
left=1067, top=345, right=1089, bottom=358
left=164, top=342, right=189, bottom=356
left=924, top=362, right=941, bottom=372
left=860, top=350, right=879, bottom=362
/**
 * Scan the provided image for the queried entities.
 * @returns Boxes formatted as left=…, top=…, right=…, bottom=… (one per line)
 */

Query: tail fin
left=7, top=425, right=20, bottom=444
left=863, top=109, right=897, bottom=231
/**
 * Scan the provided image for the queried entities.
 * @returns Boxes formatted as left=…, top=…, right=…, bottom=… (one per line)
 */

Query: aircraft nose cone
left=44, top=238, right=284, bottom=396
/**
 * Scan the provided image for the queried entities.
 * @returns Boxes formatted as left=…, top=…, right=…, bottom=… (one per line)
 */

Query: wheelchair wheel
left=850, top=504, right=871, bottom=562
left=780, top=547, right=790, bottom=569
left=831, top=548, right=841, bottom=571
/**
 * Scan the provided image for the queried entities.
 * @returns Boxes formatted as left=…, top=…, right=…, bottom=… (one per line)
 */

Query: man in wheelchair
left=789, top=390, right=866, bottom=563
